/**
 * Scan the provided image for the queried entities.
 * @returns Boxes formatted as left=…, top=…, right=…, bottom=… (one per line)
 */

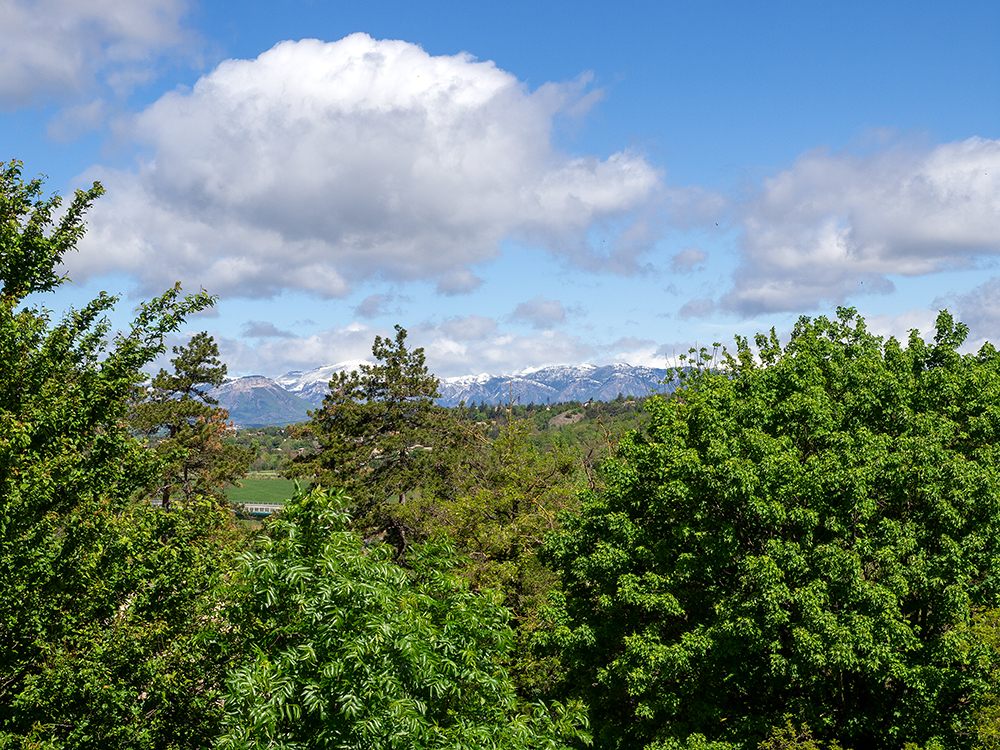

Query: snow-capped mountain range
left=276, top=362, right=675, bottom=408
left=273, top=359, right=370, bottom=405
left=211, top=362, right=677, bottom=426
left=434, top=363, right=674, bottom=407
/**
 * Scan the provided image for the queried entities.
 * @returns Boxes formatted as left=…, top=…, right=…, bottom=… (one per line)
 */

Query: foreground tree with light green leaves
left=542, top=308, right=1000, bottom=750
left=0, top=160, right=240, bottom=748
left=220, top=485, right=589, bottom=750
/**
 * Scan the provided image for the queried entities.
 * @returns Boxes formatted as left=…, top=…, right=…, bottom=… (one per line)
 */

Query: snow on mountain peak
left=275, top=360, right=371, bottom=391
left=442, top=372, right=494, bottom=386
left=272, top=361, right=675, bottom=409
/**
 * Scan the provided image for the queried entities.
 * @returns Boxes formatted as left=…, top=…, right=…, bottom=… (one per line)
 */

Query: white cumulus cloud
left=68, top=34, right=662, bottom=298
left=723, top=137, right=1000, bottom=315
left=0, top=0, right=195, bottom=108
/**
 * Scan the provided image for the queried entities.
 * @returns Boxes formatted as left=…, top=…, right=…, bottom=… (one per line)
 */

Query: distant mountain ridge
left=209, top=375, right=315, bottom=427
left=273, top=360, right=369, bottom=405
left=436, top=363, right=675, bottom=406
left=212, top=362, right=677, bottom=426
left=279, top=362, right=676, bottom=408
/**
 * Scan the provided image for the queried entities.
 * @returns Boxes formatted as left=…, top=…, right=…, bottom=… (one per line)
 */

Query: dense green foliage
left=402, top=418, right=582, bottom=697
left=220, top=485, right=589, bottom=750
left=4, top=497, right=243, bottom=748
left=457, top=398, right=649, bottom=491
left=543, top=309, right=1000, bottom=750
left=290, top=326, right=469, bottom=540
left=0, top=160, right=237, bottom=747
left=966, top=609, right=1000, bottom=750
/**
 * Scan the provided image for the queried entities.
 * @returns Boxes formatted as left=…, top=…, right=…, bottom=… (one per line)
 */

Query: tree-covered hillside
left=227, top=395, right=651, bottom=480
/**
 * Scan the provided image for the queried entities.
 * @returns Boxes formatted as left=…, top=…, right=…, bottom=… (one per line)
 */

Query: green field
left=226, top=473, right=298, bottom=506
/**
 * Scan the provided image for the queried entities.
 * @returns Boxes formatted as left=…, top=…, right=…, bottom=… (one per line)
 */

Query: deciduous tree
left=0, top=160, right=239, bottom=748
left=219, top=485, right=589, bottom=750
left=543, top=308, right=1000, bottom=750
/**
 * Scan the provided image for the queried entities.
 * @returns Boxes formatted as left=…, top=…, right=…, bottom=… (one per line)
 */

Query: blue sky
left=4, top=0, right=999, bottom=378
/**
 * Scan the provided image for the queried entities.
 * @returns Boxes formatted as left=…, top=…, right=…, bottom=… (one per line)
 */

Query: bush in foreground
left=221, top=485, right=589, bottom=750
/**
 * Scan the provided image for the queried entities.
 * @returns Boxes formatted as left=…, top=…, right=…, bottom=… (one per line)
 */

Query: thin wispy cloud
left=242, top=320, right=294, bottom=338
left=438, top=315, right=498, bottom=341
left=354, top=294, right=396, bottom=320
left=678, top=298, right=714, bottom=319
left=509, top=296, right=567, bottom=329
left=671, top=246, right=707, bottom=273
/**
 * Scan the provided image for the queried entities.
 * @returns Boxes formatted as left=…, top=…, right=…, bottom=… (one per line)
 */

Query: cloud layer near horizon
left=203, top=312, right=673, bottom=380
left=68, top=34, right=662, bottom=299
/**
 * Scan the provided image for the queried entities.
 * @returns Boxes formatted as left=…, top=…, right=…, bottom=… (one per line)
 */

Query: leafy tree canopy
left=220, top=485, right=589, bottom=750
left=0, top=159, right=238, bottom=748
left=543, top=308, right=1000, bottom=750
left=400, top=417, right=582, bottom=697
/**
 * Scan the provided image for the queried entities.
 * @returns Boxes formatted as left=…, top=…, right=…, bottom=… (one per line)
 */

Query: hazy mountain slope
left=438, top=364, right=674, bottom=406
left=209, top=376, right=316, bottom=427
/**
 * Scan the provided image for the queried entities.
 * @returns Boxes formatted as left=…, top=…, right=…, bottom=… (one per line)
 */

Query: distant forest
left=229, top=394, right=649, bottom=475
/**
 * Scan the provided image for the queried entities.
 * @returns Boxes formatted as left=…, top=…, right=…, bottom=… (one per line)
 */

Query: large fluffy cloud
left=69, top=34, right=662, bottom=298
left=0, top=0, right=194, bottom=108
left=724, top=137, right=1000, bottom=315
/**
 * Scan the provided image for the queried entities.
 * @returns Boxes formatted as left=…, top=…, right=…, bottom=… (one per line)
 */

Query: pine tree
left=290, top=325, right=469, bottom=544
left=131, top=332, right=254, bottom=508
